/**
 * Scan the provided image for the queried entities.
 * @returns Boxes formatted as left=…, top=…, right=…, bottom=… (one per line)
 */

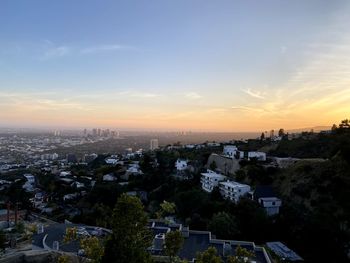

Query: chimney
left=153, top=233, right=165, bottom=250
left=223, top=242, right=231, bottom=257
left=181, top=226, right=190, bottom=238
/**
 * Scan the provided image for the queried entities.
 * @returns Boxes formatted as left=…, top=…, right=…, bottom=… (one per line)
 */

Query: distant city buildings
left=83, top=128, right=120, bottom=138
left=84, top=153, right=98, bottom=163
left=66, top=154, right=77, bottom=163
left=150, top=139, right=159, bottom=150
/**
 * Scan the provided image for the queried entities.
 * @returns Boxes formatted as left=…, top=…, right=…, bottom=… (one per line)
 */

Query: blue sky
left=1, top=0, right=350, bottom=131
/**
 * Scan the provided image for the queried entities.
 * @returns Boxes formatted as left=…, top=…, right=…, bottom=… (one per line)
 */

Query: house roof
left=254, top=186, right=276, bottom=200
left=148, top=220, right=271, bottom=263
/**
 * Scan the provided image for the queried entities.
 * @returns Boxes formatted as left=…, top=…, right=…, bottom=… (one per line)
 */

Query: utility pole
left=7, top=201, right=11, bottom=228
left=15, top=202, right=18, bottom=225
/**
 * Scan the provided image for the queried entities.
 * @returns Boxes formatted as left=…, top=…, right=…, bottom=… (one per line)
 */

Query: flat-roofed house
left=200, top=170, right=226, bottom=192
left=219, top=180, right=251, bottom=202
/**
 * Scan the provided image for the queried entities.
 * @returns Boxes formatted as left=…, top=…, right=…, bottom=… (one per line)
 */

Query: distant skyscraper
left=150, top=139, right=159, bottom=150
left=270, top=129, right=275, bottom=138
left=83, top=129, right=87, bottom=137
left=66, top=153, right=77, bottom=163
left=92, top=128, right=97, bottom=137
left=97, top=128, right=101, bottom=136
left=54, top=130, right=61, bottom=137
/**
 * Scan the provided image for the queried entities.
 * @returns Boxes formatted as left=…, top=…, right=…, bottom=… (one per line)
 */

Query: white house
left=207, top=142, right=221, bottom=147
left=223, top=145, right=238, bottom=158
left=23, top=174, right=35, bottom=184
left=60, top=171, right=71, bottom=177
left=200, top=170, right=226, bottom=192
left=105, top=157, right=119, bottom=165
left=258, top=197, right=282, bottom=216
left=175, top=159, right=188, bottom=171
left=103, top=173, right=117, bottom=181
left=247, top=151, right=266, bottom=161
left=63, top=193, right=79, bottom=201
left=219, top=180, right=251, bottom=202
left=126, top=166, right=143, bottom=175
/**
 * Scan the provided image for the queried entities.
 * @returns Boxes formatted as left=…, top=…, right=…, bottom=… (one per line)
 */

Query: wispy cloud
left=241, top=88, right=265, bottom=99
left=230, top=106, right=269, bottom=113
left=185, top=92, right=202, bottom=100
left=41, top=46, right=70, bottom=60
left=10, top=39, right=138, bottom=61
left=118, top=90, right=161, bottom=98
left=280, top=45, right=287, bottom=54
left=80, top=44, right=135, bottom=54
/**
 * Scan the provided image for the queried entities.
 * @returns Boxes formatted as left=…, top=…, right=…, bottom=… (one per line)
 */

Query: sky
left=1, top=0, right=350, bottom=132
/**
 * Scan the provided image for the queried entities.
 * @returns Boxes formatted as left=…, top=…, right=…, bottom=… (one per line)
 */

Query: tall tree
left=0, top=230, right=6, bottom=252
left=278, top=128, right=285, bottom=137
left=227, top=245, right=255, bottom=263
left=196, top=247, right=222, bottom=263
left=103, top=194, right=153, bottom=263
left=164, top=230, right=184, bottom=262
left=260, top=132, right=265, bottom=141
left=80, top=236, right=105, bottom=263
left=209, top=212, right=239, bottom=240
left=157, top=200, right=176, bottom=219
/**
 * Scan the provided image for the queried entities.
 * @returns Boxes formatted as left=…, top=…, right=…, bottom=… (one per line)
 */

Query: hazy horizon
left=1, top=1, right=350, bottom=131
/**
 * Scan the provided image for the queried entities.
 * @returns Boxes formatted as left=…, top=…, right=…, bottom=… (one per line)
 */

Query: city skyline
left=1, top=1, right=350, bottom=131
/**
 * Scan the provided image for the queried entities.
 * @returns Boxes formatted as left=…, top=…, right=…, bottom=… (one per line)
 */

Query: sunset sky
left=1, top=0, right=350, bottom=131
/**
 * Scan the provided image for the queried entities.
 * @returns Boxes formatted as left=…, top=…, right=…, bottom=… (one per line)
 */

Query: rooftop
left=148, top=220, right=271, bottom=263
left=220, top=180, right=250, bottom=188
left=266, top=242, right=303, bottom=262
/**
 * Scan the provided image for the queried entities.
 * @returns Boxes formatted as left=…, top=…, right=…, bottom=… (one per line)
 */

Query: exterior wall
left=176, top=160, right=188, bottom=171
left=219, top=182, right=251, bottom=202
left=206, top=154, right=240, bottom=175
left=248, top=152, right=266, bottom=161
left=200, top=172, right=226, bottom=192
left=259, top=198, right=282, bottom=216
left=223, top=145, right=238, bottom=157
left=24, top=174, right=35, bottom=184
left=150, top=139, right=159, bottom=150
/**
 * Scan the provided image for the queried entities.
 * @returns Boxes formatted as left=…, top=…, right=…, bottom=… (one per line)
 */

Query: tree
left=278, top=128, right=285, bottom=137
left=0, top=230, right=6, bottom=252
left=196, top=247, right=222, bottom=263
left=57, top=255, right=70, bottom=263
left=339, top=119, right=350, bottom=129
left=210, top=161, right=217, bottom=171
left=331, top=124, right=337, bottom=132
left=103, top=194, right=153, bottom=263
left=15, top=222, right=25, bottom=234
left=235, top=170, right=246, bottom=182
left=80, top=236, right=105, bottom=263
left=164, top=230, right=184, bottom=262
left=209, top=212, right=239, bottom=240
left=227, top=246, right=255, bottom=263
left=157, top=200, right=176, bottom=219
left=260, top=132, right=265, bottom=141
left=63, top=227, right=77, bottom=243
